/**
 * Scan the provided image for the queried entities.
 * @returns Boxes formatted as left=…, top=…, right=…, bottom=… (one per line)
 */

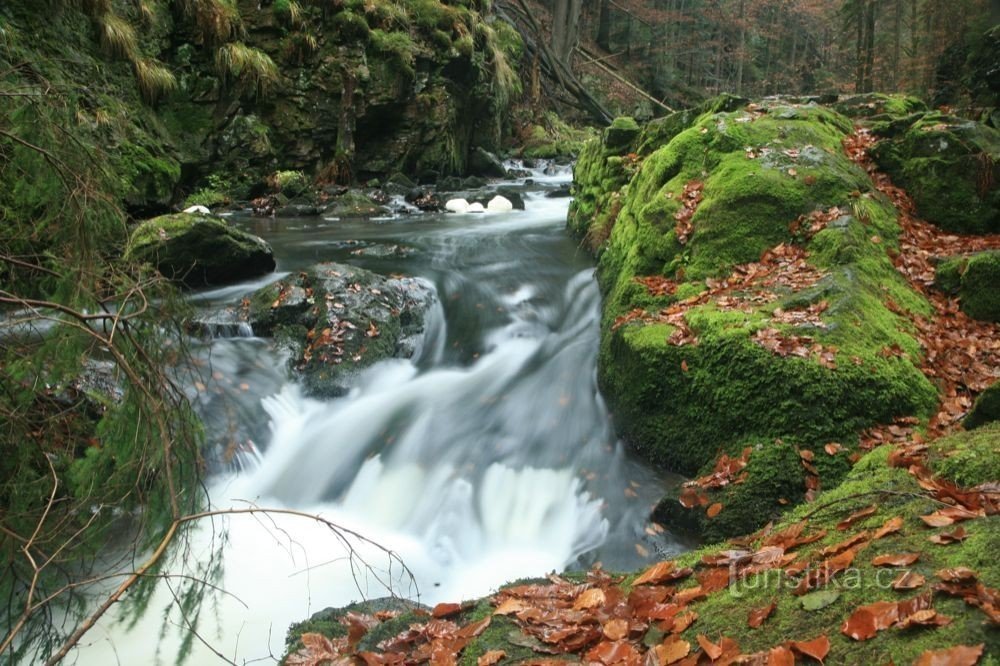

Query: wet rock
left=605, top=116, right=641, bottom=150
left=349, top=244, right=416, bottom=259
left=445, top=198, right=470, bottom=213
left=964, top=381, right=1000, bottom=430
left=275, top=202, right=322, bottom=217
left=467, top=147, right=507, bottom=178
left=507, top=168, right=532, bottom=179
left=935, top=250, right=1000, bottom=321
left=495, top=186, right=526, bottom=210
left=243, top=263, right=435, bottom=397
left=126, top=213, right=275, bottom=288
left=487, top=195, right=513, bottom=212
left=324, top=190, right=390, bottom=218
left=546, top=186, right=572, bottom=198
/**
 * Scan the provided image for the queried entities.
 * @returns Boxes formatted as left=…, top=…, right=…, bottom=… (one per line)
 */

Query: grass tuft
left=215, top=42, right=280, bottom=99
left=97, top=12, right=138, bottom=60
left=133, top=58, right=177, bottom=105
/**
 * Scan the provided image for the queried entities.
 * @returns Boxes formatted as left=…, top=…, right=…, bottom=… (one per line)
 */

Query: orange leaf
left=841, top=607, right=880, bottom=641
left=892, top=571, right=926, bottom=590
left=897, top=609, right=952, bottom=629
left=872, top=516, right=904, bottom=540
left=573, top=587, right=606, bottom=610
left=707, top=502, right=723, bottom=518
left=872, top=553, right=920, bottom=567
left=787, top=635, right=830, bottom=662
left=748, top=601, right=777, bottom=629
left=824, top=442, right=843, bottom=455
left=671, top=611, right=698, bottom=634
left=767, top=646, right=796, bottom=666
left=697, top=635, right=723, bottom=661
left=654, top=636, right=691, bottom=664
left=928, top=527, right=969, bottom=545
left=602, top=619, right=629, bottom=641
left=633, top=561, right=676, bottom=586
left=493, top=598, right=528, bottom=615
left=432, top=603, right=463, bottom=618
left=937, top=567, right=978, bottom=583
left=837, top=505, right=877, bottom=530
left=912, top=644, right=984, bottom=666
left=477, top=650, right=506, bottom=666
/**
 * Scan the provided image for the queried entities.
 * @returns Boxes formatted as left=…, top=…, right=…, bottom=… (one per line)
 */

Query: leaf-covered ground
left=283, top=124, right=999, bottom=666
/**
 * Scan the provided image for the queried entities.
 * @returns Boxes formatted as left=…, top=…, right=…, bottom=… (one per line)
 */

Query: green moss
left=965, top=382, right=1000, bottom=430
left=927, top=423, right=1000, bottom=486
left=668, top=446, right=999, bottom=664
left=269, top=169, right=310, bottom=197
left=330, top=11, right=370, bottom=43
left=870, top=112, right=1000, bottom=234
left=935, top=251, right=1000, bottom=321
left=833, top=93, right=928, bottom=119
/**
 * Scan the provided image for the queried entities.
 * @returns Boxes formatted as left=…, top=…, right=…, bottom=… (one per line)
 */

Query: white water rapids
left=71, top=171, right=687, bottom=664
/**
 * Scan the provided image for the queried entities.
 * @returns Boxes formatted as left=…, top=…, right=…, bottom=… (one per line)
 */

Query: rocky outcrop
left=871, top=112, right=1000, bottom=234
left=204, top=263, right=435, bottom=397
left=126, top=213, right=275, bottom=288
left=935, top=250, right=1000, bottom=322
left=570, top=97, right=944, bottom=540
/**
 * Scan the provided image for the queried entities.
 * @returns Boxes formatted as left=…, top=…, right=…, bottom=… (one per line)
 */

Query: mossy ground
left=935, top=250, right=1000, bottom=322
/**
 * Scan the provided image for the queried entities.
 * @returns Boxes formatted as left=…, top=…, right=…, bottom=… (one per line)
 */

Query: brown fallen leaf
left=841, top=607, right=880, bottom=641
left=573, top=587, right=606, bottom=610
left=585, top=640, right=640, bottom=665
left=824, top=442, right=844, bottom=455
left=872, top=553, right=920, bottom=567
left=697, top=634, right=723, bottom=661
left=493, top=598, right=528, bottom=616
left=937, top=567, right=978, bottom=583
left=654, top=636, right=691, bottom=664
left=768, top=645, right=796, bottom=666
left=477, top=650, right=506, bottom=666
left=912, top=643, right=984, bottom=666
left=892, top=571, right=926, bottom=590
left=602, top=619, right=629, bottom=641
left=897, top=609, right=952, bottom=629
left=748, top=601, right=777, bottom=629
left=633, top=561, right=693, bottom=586
left=672, top=611, right=698, bottom=634
left=432, top=603, right=463, bottom=618
left=928, top=527, right=969, bottom=545
left=786, top=634, right=830, bottom=662
left=872, top=516, right=904, bottom=540
left=837, top=505, right=877, bottom=530
left=707, top=502, right=723, bottom=518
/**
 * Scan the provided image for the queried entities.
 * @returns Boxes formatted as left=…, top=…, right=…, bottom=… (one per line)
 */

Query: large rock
left=935, top=250, right=1000, bottom=321
left=571, top=97, right=939, bottom=539
left=467, top=147, right=507, bottom=179
left=126, top=213, right=275, bottom=288
left=871, top=112, right=1000, bottom=234
left=242, top=263, right=435, bottom=397
left=964, top=382, right=1000, bottom=430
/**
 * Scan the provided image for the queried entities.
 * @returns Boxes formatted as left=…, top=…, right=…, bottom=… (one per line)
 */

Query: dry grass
left=134, top=57, right=178, bottom=104
left=215, top=42, right=280, bottom=98
left=97, top=12, right=138, bottom=60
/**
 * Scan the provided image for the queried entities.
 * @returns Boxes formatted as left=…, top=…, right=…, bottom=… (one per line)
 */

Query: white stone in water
left=183, top=205, right=211, bottom=215
left=444, top=198, right=470, bottom=213
left=467, top=202, right=485, bottom=213
left=487, top=195, right=513, bottom=212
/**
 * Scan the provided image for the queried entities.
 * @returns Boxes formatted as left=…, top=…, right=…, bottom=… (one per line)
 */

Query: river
left=74, top=167, right=689, bottom=664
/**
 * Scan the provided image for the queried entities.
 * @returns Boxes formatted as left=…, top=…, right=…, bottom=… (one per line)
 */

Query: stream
left=74, top=167, right=689, bottom=664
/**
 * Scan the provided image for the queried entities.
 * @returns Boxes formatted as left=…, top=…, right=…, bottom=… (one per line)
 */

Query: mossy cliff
left=568, top=96, right=996, bottom=541
left=0, top=0, right=523, bottom=213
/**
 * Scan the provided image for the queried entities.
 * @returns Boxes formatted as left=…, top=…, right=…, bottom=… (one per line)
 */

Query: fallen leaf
left=748, top=601, right=777, bottom=628
left=897, top=609, right=952, bottom=629
left=872, top=553, right=920, bottom=567
left=800, top=589, right=841, bottom=612
left=697, top=635, right=723, bottom=661
left=654, top=636, right=691, bottom=664
left=937, top=568, right=978, bottom=583
left=892, top=571, right=926, bottom=590
left=707, top=503, right=723, bottom=518
left=841, top=607, right=880, bottom=641
left=787, top=635, right=830, bottom=662
left=477, top=650, right=506, bottom=666
left=912, top=644, right=984, bottom=666
left=768, top=645, right=796, bottom=666
left=671, top=611, right=698, bottom=634
left=432, top=603, right=463, bottom=618
left=928, top=527, right=969, bottom=545
left=824, top=442, right=844, bottom=455
left=602, top=619, right=629, bottom=641
left=573, top=588, right=606, bottom=610
left=837, top=505, right=877, bottom=530
left=872, top=516, right=904, bottom=540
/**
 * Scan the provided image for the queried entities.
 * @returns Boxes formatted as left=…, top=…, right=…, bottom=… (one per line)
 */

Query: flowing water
left=74, top=169, right=689, bottom=664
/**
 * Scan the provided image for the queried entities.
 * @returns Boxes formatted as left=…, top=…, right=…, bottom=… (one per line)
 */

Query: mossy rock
left=572, top=97, right=942, bottom=538
left=242, top=262, right=435, bottom=397
left=126, top=213, right=275, bottom=288
left=927, top=423, right=1000, bottom=486
left=935, top=250, right=1000, bottom=321
left=832, top=93, right=928, bottom=120
left=605, top=116, right=641, bottom=151
left=324, top=190, right=390, bottom=217
left=964, top=382, right=1000, bottom=431
left=870, top=112, right=1000, bottom=234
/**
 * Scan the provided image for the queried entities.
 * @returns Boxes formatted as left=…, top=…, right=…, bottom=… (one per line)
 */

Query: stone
left=467, top=147, right=507, bottom=178
left=445, top=198, right=470, bottom=213
left=467, top=202, right=485, bottom=213
left=183, top=205, right=212, bottom=215
left=487, top=195, right=513, bottom=212
left=126, top=213, right=275, bottom=288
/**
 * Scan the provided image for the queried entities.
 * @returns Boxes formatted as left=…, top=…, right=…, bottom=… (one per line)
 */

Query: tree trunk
left=596, top=0, right=611, bottom=51
left=551, top=0, right=582, bottom=72
left=863, top=0, right=876, bottom=92
left=736, top=0, right=746, bottom=94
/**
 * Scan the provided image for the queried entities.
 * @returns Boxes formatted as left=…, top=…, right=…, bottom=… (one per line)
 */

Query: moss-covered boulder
left=870, top=113, right=1000, bottom=234
left=240, top=263, right=435, bottom=397
left=935, top=250, right=1000, bottom=321
left=832, top=93, right=927, bottom=120
left=126, top=213, right=275, bottom=288
left=571, top=98, right=940, bottom=538
left=964, top=382, right=1000, bottom=430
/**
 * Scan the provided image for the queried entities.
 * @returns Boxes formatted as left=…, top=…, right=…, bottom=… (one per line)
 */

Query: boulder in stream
left=126, top=213, right=275, bottom=288
left=234, top=263, right=435, bottom=397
